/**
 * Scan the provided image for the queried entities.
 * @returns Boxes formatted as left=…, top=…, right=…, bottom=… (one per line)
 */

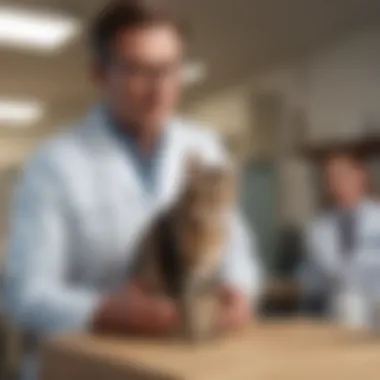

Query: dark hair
left=318, top=154, right=377, bottom=210
left=319, top=149, right=367, bottom=167
left=90, top=0, right=188, bottom=63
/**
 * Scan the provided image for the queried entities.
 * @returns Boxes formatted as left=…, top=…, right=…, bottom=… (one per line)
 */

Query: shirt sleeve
left=221, top=212, right=264, bottom=302
left=3, top=154, right=101, bottom=336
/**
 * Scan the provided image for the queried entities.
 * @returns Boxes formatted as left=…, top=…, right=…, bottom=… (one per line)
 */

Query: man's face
left=324, top=154, right=367, bottom=208
left=96, top=24, right=183, bottom=133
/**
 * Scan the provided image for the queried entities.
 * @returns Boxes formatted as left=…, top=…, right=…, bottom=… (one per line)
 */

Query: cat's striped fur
left=132, top=158, right=235, bottom=343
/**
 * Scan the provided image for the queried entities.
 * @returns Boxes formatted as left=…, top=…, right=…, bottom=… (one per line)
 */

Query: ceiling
left=1, top=0, right=380, bottom=140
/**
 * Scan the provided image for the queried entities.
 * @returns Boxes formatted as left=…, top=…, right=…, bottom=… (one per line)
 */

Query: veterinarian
left=4, top=1, right=263, bottom=379
left=299, top=138, right=380, bottom=319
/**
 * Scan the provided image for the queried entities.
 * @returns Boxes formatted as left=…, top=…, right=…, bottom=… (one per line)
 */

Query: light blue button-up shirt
left=109, top=115, right=164, bottom=196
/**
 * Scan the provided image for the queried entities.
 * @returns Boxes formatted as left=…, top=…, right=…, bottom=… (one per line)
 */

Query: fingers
left=126, top=278, right=152, bottom=295
left=122, top=284, right=251, bottom=336
left=125, top=293, right=179, bottom=335
left=149, top=298, right=179, bottom=333
left=218, top=304, right=250, bottom=332
left=219, top=285, right=246, bottom=303
left=217, top=286, right=252, bottom=332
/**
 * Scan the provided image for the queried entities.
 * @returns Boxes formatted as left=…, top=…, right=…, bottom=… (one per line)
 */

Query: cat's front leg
left=180, top=276, right=220, bottom=344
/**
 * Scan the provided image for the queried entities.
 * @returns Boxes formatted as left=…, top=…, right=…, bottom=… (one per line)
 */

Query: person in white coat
left=300, top=140, right=380, bottom=317
left=3, top=1, right=262, bottom=379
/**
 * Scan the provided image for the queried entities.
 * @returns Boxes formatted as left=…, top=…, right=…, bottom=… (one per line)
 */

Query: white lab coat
left=4, top=106, right=262, bottom=379
left=301, top=199, right=380, bottom=314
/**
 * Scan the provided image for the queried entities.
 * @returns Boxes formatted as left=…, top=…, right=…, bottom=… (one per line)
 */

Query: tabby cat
left=132, top=157, right=235, bottom=343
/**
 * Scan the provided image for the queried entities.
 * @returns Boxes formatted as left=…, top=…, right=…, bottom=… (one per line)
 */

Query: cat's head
left=178, top=156, right=236, bottom=272
left=181, top=155, right=236, bottom=222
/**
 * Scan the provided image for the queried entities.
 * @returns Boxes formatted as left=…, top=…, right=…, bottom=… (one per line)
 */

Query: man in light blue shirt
left=4, top=1, right=263, bottom=379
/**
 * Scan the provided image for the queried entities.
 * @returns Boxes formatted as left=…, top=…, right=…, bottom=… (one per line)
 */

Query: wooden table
left=41, top=319, right=380, bottom=380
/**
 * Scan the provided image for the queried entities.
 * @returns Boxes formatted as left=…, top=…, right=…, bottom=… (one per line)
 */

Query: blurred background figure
left=298, top=139, right=380, bottom=318
left=1, top=0, right=380, bottom=379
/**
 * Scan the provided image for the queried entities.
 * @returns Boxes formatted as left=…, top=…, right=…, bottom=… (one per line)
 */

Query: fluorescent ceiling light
left=0, top=100, right=44, bottom=127
left=0, top=6, right=80, bottom=52
left=182, top=61, right=207, bottom=86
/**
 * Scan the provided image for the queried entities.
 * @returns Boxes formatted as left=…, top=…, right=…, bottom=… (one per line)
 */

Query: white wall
left=186, top=28, right=380, bottom=225
left=185, top=87, right=249, bottom=134
left=0, top=137, right=38, bottom=169
left=307, top=29, right=380, bottom=139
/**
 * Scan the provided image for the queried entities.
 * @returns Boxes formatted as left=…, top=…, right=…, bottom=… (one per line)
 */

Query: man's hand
left=217, top=286, right=252, bottom=332
left=93, top=282, right=179, bottom=335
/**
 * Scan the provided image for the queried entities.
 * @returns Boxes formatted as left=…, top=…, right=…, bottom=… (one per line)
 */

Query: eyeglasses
left=112, top=58, right=182, bottom=83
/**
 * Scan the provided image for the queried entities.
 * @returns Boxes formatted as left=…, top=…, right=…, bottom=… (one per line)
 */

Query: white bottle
left=332, top=260, right=369, bottom=330
left=335, top=291, right=368, bottom=329
left=372, top=300, right=380, bottom=335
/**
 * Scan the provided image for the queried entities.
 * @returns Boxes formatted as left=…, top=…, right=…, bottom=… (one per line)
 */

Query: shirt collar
left=334, top=197, right=372, bottom=217
left=103, top=104, right=165, bottom=163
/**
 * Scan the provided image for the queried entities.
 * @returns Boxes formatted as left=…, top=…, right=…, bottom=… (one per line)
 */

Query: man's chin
left=139, top=116, right=170, bottom=132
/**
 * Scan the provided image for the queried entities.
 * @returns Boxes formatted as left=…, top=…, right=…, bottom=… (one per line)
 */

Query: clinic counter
left=41, top=319, right=380, bottom=380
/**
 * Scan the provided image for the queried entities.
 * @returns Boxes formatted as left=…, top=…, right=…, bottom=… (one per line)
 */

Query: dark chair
left=259, top=225, right=304, bottom=317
